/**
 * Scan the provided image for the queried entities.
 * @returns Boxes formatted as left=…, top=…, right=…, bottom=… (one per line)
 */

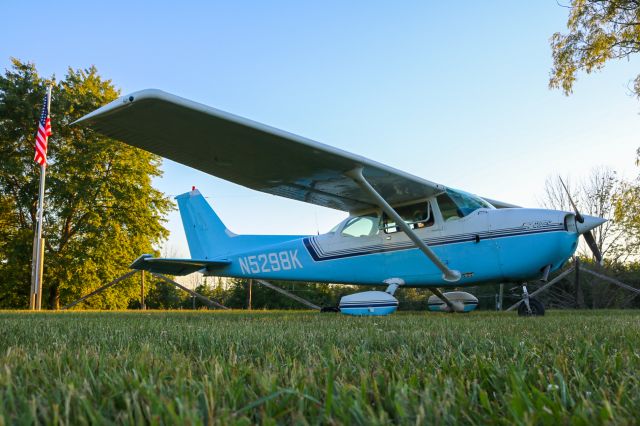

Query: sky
left=3, top=1, right=639, bottom=258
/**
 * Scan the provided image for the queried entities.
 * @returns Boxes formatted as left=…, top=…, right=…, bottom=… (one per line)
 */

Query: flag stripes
left=34, top=91, right=52, bottom=166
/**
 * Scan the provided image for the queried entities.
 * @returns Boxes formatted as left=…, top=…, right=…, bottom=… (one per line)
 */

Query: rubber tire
left=320, top=306, right=340, bottom=313
left=517, top=298, right=545, bottom=316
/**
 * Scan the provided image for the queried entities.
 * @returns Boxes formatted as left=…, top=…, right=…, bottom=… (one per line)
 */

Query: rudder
left=176, top=189, right=235, bottom=259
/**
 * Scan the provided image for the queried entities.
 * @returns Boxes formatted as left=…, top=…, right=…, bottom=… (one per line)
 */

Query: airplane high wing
left=74, top=89, right=516, bottom=211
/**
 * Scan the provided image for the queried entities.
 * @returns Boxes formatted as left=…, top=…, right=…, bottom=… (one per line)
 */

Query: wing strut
left=345, top=167, right=461, bottom=283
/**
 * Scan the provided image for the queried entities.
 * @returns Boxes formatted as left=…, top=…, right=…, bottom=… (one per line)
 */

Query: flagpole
left=31, top=85, right=51, bottom=311
left=34, top=162, right=46, bottom=310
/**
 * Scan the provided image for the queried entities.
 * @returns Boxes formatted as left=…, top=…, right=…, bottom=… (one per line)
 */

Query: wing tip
left=72, top=88, right=169, bottom=126
left=130, top=253, right=153, bottom=269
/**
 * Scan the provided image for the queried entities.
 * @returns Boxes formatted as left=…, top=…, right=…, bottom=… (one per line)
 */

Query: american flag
left=34, top=90, right=52, bottom=166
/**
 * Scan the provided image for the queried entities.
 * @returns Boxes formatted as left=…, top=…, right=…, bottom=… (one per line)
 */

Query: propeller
left=559, top=178, right=604, bottom=265
left=582, top=231, right=603, bottom=265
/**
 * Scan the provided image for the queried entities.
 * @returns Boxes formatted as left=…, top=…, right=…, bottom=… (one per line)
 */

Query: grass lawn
left=0, top=310, right=638, bottom=425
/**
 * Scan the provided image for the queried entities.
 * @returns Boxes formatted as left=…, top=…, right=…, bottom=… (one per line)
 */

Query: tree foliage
left=550, top=2, right=640, bottom=266
left=540, top=168, right=632, bottom=263
left=550, top=0, right=640, bottom=96
left=614, top=148, right=640, bottom=254
left=0, top=59, right=172, bottom=309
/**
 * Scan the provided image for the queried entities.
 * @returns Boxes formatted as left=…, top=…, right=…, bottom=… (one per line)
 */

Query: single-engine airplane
left=75, top=89, right=605, bottom=316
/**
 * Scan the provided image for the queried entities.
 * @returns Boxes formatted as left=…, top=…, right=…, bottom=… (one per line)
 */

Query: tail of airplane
left=176, top=189, right=236, bottom=260
left=176, top=188, right=307, bottom=260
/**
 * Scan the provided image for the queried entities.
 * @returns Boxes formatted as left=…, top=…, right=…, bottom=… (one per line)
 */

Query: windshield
left=437, top=189, right=494, bottom=219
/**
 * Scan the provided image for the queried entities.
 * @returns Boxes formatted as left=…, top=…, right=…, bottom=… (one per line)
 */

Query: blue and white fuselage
left=173, top=188, right=602, bottom=288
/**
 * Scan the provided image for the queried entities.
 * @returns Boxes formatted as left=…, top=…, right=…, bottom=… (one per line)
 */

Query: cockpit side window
left=437, top=192, right=464, bottom=222
left=341, top=215, right=380, bottom=237
left=382, top=201, right=434, bottom=233
left=437, top=188, right=494, bottom=221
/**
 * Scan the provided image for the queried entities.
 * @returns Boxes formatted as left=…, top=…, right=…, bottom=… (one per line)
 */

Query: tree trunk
left=48, top=281, right=60, bottom=310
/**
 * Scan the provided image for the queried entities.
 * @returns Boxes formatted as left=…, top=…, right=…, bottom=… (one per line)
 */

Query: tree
left=550, top=2, right=640, bottom=267
left=0, top=59, right=172, bottom=309
left=142, top=278, right=185, bottom=309
left=550, top=0, right=640, bottom=97
left=540, top=168, right=631, bottom=263
left=614, top=149, right=640, bottom=254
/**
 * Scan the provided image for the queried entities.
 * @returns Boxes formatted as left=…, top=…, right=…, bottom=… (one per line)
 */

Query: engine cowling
left=339, top=291, right=399, bottom=316
left=427, top=291, right=478, bottom=312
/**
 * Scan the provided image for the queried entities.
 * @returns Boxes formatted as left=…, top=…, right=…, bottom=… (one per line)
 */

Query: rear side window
left=382, top=202, right=434, bottom=233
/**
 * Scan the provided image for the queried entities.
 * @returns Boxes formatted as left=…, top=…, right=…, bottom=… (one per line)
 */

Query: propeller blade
left=558, top=177, right=605, bottom=263
left=559, top=177, right=584, bottom=223
left=582, top=231, right=603, bottom=265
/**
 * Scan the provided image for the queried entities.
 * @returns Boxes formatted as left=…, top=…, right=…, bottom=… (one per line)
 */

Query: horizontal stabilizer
left=130, top=254, right=230, bottom=276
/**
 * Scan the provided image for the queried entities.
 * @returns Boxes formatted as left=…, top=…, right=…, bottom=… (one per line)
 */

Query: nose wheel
left=517, top=284, right=545, bottom=316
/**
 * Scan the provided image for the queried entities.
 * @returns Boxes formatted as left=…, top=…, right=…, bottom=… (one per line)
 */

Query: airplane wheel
left=517, top=298, right=545, bottom=316
left=320, top=306, right=340, bottom=313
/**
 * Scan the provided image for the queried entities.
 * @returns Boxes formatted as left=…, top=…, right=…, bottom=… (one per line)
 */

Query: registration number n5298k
left=239, top=250, right=303, bottom=274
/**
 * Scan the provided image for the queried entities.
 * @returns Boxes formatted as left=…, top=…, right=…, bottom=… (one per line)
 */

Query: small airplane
left=75, top=89, right=606, bottom=316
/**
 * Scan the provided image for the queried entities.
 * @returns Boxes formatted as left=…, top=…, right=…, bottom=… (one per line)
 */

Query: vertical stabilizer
left=175, top=189, right=234, bottom=259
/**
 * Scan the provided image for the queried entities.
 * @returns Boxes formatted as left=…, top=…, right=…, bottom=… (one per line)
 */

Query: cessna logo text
left=523, top=220, right=551, bottom=230
left=239, top=250, right=303, bottom=274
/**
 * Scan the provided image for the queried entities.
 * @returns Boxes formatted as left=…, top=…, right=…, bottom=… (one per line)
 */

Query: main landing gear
left=517, top=283, right=545, bottom=316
